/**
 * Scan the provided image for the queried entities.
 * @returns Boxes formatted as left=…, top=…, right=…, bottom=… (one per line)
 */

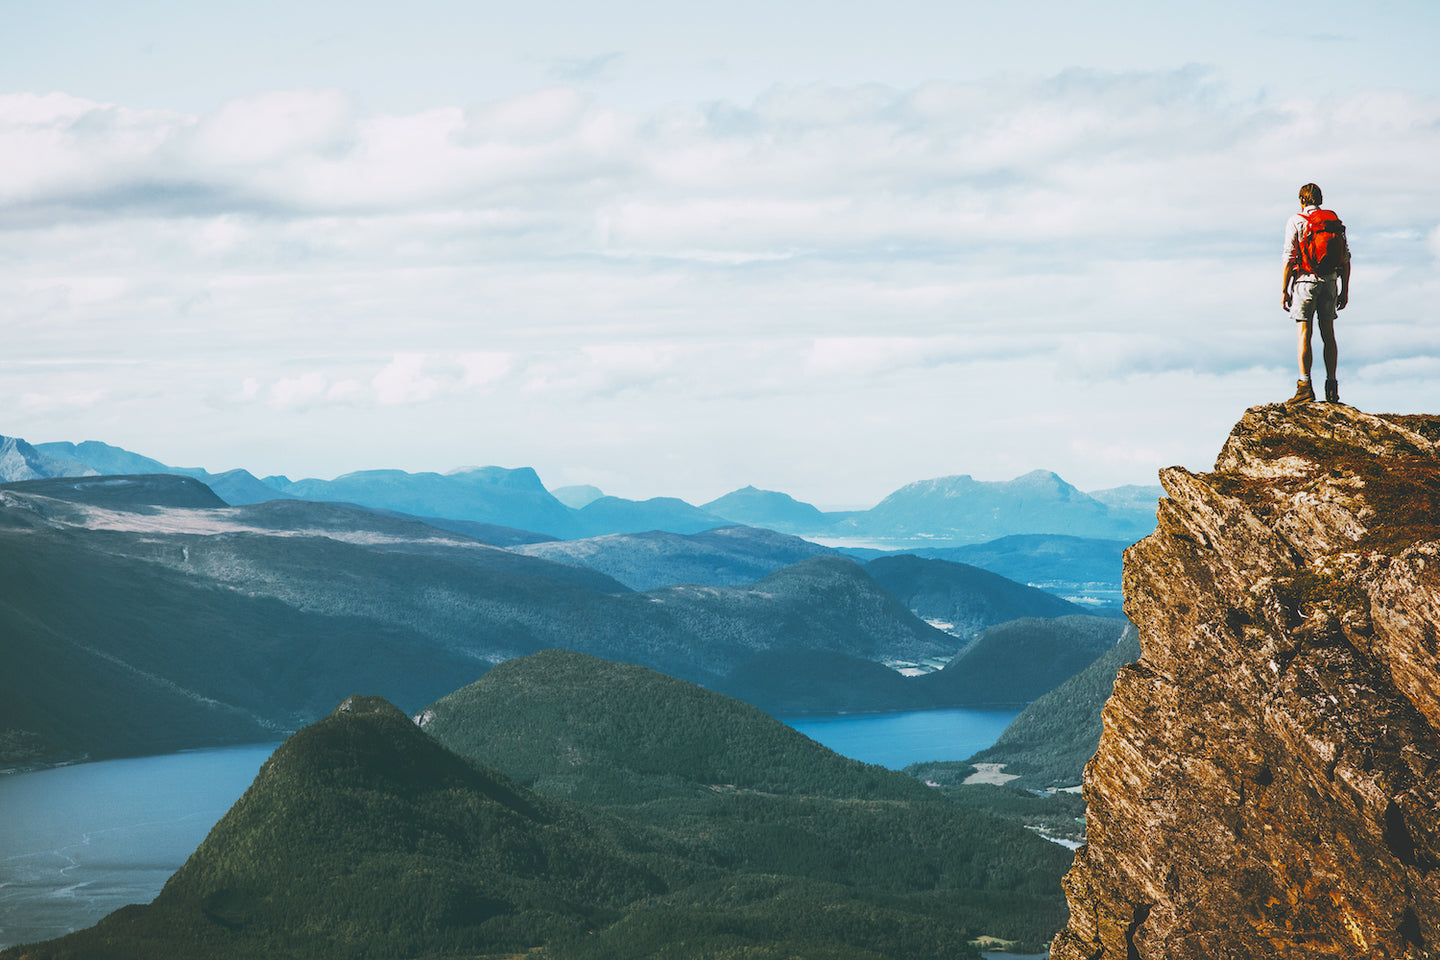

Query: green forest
left=7, top=655, right=1080, bottom=960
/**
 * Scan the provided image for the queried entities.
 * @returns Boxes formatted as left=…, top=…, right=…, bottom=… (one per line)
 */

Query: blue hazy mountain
left=274, top=466, right=588, bottom=537
left=832, top=470, right=1154, bottom=543
left=21, top=434, right=1158, bottom=545
left=514, top=525, right=836, bottom=590
left=1, top=436, right=96, bottom=482
left=550, top=483, right=605, bottom=508
left=34, top=440, right=288, bottom=506
left=166, top=467, right=284, bottom=505
left=1085, top=483, right=1165, bottom=518
left=701, top=485, right=832, bottom=533
left=573, top=495, right=732, bottom=536
left=701, top=477, right=1156, bottom=545
left=912, top=534, right=1127, bottom=585
left=34, top=440, right=168, bottom=476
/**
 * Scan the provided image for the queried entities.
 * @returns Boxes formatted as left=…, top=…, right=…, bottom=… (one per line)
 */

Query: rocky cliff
left=1053, top=403, right=1440, bottom=959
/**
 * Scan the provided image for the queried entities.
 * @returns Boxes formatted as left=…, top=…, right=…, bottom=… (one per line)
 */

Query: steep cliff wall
left=1053, top=403, right=1440, bottom=959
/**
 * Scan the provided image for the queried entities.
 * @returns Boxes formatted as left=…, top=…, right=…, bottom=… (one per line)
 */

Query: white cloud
left=804, top=337, right=973, bottom=377
left=458, top=352, right=513, bottom=389
left=247, top=354, right=516, bottom=413
left=270, top=372, right=330, bottom=409
left=21, top=388, right=105, bottom=412
left=328, top=379, right=362, bottom=402
left=5, top=75, right=1438, bottom=264
left=194, top=215, right=251, bottom=256
left=462, top=88, right=588, bottom=143
left=187, top=89, right=353, bottom=168
left=372, top=354, right=442, bottom=405
left=1354, top=356, right=1440, bottom=382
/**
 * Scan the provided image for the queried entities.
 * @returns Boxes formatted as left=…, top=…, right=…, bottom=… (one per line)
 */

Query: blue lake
left=0, top=707, right=1017, bottom=950
left=784, top=707, right=1021, bottom=769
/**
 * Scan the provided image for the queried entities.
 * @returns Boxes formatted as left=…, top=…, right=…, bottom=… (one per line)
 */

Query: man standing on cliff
left=1282, top=182, right=1351, bottom=404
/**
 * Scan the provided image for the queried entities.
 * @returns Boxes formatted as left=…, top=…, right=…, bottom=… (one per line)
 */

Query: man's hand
left=1282, top=290, right=1293, bottom=311
left=1337, top=289, right=1348, bottom=310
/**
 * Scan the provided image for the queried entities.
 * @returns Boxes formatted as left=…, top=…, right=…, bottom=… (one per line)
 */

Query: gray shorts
left=1290, top=277, right=1337, bottom=323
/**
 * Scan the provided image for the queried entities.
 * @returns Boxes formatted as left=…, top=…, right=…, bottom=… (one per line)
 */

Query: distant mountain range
left=828, top=470, right=1154, bottom=543
left=9, top=658, right=1073, bottom=958
left=513, top=526, right=836, bottom=591
left=1, top=437, right=97, bottom=482
left=5, top=433, right=1160, bottom=546
left=0, top=473, right=1136, bottom=766
left=513, top=526, right=1127, bottom=615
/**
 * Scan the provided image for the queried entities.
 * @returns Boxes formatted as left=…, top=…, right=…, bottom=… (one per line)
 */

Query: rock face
left=1053, top=403, right=1440, bottom=960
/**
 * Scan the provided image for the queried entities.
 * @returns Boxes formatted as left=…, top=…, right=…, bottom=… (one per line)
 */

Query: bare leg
left=1296, top=320, right=1314, bottom=379
left=1317, top=315, right=1337, bottom=380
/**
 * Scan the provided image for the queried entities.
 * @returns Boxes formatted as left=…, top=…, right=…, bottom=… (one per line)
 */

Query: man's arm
left=1282, top=215, right=1300, bottom=310
left=1337, top=258, right=1351, bottom=310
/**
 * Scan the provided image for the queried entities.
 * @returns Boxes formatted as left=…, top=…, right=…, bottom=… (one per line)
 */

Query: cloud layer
left=4, top=73, right=1439, bottom=501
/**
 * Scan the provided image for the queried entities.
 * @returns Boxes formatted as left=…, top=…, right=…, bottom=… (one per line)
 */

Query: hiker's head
left=1299, top=183, right=1323, bottom=207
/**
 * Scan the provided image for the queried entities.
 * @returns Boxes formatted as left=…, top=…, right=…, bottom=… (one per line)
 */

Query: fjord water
left=0, top=743, right=278, bottom=950
left=0, top=709, right=1016, bottom=950
left=785, top=707, right=1021, bottom=770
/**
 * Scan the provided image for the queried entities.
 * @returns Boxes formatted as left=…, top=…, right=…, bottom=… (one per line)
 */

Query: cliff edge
left=1053, top=403, right=1440, bottom=959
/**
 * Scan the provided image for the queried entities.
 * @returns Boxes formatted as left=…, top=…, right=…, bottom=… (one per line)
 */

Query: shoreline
left=0, top=734, right=288, bottom=777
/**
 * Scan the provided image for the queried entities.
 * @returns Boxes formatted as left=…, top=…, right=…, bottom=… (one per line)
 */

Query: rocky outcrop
left=1053, top=403, right=1440, bottom=959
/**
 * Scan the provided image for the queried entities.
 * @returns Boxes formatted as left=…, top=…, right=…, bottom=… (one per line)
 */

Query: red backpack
left=1298, top=208, right=1348, bottom=277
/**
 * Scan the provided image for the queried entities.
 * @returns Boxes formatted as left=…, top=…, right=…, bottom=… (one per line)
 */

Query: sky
left=4, top=1, right=1439, bottom=508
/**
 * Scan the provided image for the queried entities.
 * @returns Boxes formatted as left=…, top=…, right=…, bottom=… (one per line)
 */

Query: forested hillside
left=6, top=678, right=1073, bottom=959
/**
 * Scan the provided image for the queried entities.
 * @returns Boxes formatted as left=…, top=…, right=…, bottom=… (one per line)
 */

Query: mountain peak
left=1, top=435, right=97, bottom=482
left=334, top=693, right=412, bottom=721
left=549, top=483, right=604, bottom=509
left=1052, top=403, right=1440, bottom=959
left=701, top=485, right=827, bottom=533
left=859, top=471, right=1147, bottom=542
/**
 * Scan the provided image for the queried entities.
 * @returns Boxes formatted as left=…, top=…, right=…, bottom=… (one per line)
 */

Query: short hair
left=1299, top=183, right=1323, bottom=206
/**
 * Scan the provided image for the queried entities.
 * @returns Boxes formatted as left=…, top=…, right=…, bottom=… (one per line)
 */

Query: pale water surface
left=0, top=743, right=278, bottom=950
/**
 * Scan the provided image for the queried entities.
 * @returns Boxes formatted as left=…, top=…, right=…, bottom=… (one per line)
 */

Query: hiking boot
left=1287, top=379, right=1315, bottom=404
left=1325, top=379, right=1340, bottom=403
